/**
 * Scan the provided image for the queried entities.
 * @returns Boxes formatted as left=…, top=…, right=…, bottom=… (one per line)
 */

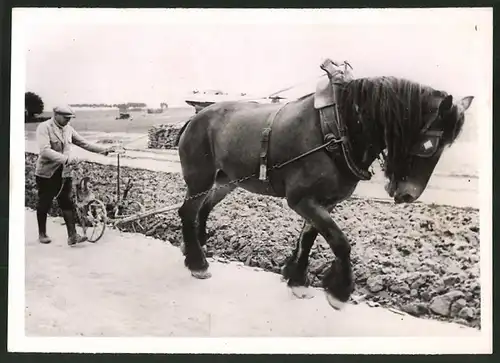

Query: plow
left=73, top=147, right=183, bottom=242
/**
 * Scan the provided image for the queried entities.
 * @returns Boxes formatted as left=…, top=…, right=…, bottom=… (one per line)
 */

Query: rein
left=269, top=137, right=345, bottom=172
left=53, top=147, right=125, bottom=200
left=183, top=135, right=352, bottom=203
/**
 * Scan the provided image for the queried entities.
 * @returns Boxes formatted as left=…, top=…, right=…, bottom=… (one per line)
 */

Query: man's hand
left=102, top=145, right=125, bottom=156
left=66, top=155, right=79, bottom=166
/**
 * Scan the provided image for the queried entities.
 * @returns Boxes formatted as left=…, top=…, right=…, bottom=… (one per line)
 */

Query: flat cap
left=53, top=105, right=75, bottom=117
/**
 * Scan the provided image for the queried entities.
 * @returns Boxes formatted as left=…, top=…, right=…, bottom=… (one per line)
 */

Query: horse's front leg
left=289, top=197, right=354, bottom=309
left=282, top=221, right=318, bottom=299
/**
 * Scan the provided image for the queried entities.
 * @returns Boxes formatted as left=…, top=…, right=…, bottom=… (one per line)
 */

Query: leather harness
left=314, top=60, right=372, bottom=180
left=259, top=104, right=288, bottom=181
left=258, top=59, right=372, bottom=182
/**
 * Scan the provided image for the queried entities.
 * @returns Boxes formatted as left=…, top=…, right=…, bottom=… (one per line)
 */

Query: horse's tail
left=175, top=117, right=193, bottom=147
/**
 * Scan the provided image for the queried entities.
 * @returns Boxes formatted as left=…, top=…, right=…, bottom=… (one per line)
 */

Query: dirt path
left=24, top=209, right=480, bottom=338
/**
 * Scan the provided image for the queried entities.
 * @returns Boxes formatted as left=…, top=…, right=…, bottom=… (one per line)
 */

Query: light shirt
left=35, top=118, right=107, bottom=178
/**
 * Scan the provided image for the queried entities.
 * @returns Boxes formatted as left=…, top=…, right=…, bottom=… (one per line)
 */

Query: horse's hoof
left=291, top=286, right=314, bottom=299
left=325, top=291, right=346, bottom=310
left=191, top=270, right=212, bottom=279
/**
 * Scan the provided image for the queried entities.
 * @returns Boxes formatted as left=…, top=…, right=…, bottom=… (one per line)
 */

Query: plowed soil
left=24, top=153, right=481, bottom=329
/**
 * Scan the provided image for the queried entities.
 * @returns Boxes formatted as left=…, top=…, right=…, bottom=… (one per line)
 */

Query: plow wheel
left=77, top=199, right=107, bottom=243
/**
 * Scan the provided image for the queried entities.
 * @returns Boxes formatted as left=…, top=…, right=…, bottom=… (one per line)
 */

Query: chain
left=171, top=61, right=354, bottom=205
left=182, top=172, right=258, bottom=202
left=91, top=71, right=336, bottom=206
left=57, top=67, right=358, bottom=212
left=179, top=138, right=339, bottom=204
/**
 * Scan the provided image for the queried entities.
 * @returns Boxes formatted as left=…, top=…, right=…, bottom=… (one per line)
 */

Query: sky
left=17, top=8, right=492, bottom=109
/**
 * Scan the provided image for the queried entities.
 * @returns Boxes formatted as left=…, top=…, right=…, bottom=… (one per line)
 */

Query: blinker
left=410, top=130, right=442, bottom=158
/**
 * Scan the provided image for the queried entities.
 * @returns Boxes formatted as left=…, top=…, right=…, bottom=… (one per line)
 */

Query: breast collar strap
left=259, top=103, right=288, bottom=181
left=318, top=89, right=372, bottom=181
left=313, top=59, right=372, bottom=181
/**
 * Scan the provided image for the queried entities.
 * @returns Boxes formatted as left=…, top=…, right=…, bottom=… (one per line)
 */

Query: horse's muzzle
left=394, top=192, right=416, bottom=204
left=392, top=180, right=423, bottom=204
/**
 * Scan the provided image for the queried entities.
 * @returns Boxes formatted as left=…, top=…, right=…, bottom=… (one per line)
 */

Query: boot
left=36, top=210, right=52, bottom=244
left=39, top=233, right=52, bottom=244
left=61, top=209, right=88, bottom=245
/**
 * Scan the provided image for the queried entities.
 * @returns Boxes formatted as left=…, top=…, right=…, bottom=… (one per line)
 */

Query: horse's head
left=386, top=92, right=474, bottom=203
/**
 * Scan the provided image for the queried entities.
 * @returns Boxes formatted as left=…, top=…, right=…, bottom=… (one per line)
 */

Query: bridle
left=377, top=104, right=447, bottom=175
left=409, top=109, right=446, bottom=159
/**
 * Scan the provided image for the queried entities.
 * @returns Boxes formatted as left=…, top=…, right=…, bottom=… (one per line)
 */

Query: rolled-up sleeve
left=36, top=123, right=68, bottom=164
left=71, top=128, right=107, bottom=154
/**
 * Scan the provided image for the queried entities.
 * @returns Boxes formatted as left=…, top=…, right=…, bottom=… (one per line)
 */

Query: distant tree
left=160, top=102, right=168, bottom=109
left=25, top=92, right=44, bottom=119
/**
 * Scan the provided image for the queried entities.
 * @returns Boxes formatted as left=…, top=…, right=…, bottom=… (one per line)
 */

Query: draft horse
left=175, top=64, right=474, bottom=309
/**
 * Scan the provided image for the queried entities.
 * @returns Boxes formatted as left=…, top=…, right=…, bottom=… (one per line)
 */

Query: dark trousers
left=36, top=167, right=74, bottom=234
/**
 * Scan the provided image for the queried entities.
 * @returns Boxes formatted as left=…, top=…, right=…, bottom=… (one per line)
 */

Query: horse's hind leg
left=179, top=174, right=235, bottom=256
left=197, top=182, right=236, bottom=248
left=282, top=220, right=318, bottom=299
left=178, top=177, right=215, bottom=279
left=288, top=197, right=354, bottom=309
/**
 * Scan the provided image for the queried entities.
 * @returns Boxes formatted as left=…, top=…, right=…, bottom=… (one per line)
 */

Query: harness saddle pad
left=314, top=77, right=336, bottom=109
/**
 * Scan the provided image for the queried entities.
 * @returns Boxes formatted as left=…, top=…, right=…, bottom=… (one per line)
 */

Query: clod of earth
left=450, top=298, right=467, bottom=317
left=389, top=280, right=411, bottom=295
left=402, top=302, right=429, bottom=317
left=366, top=275, right=386, bottom=293
left=429, top=290, right=466, bottom=317
left=458, top=307, right=476, bottom=321
left=24, top=153, right=481, bottom=329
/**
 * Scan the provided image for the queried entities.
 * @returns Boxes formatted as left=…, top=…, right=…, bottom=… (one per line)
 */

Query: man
left=35, top=105, right=117, bottom=245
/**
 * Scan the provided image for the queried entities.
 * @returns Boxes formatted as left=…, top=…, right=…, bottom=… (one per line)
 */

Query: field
left=25, top=107, right=195, bottom=134
left=24, top=158, right=481, bottom=330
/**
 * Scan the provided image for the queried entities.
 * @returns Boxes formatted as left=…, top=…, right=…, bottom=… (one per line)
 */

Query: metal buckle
left=324, top=134, right=344, bottom=152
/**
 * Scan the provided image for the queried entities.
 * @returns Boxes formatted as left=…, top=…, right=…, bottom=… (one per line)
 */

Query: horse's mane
left=334, top=76, right=451, bottom=181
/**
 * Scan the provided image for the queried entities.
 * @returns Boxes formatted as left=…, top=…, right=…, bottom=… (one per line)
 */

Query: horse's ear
left=460, top=96, right=474, bottom=111
left=439, top=95, right=453, bottom=114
